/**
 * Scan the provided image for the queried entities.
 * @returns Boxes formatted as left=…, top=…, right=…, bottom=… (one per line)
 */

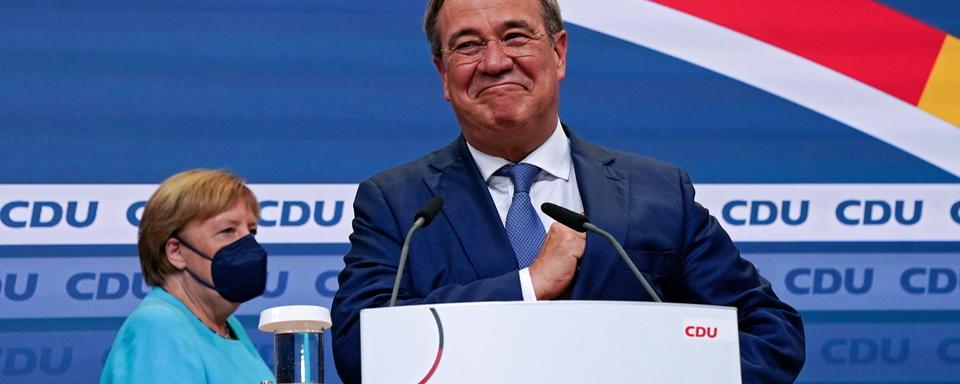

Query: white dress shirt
left=466, top=120, right=584, bottom=301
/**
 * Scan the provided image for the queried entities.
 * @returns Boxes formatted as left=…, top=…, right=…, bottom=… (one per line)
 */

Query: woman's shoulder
left=101, top=291, right=206, bottom=383
left=121, top=289, right=194, bottom=334
left=107, top=289, right=203, bottom=362
left=120, top=288, right=202, bottom=342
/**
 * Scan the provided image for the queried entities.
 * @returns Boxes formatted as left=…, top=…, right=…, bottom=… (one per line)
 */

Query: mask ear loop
left=175, top=237, right=218, bottom=291
left=176, top=237, right=214, bottom=261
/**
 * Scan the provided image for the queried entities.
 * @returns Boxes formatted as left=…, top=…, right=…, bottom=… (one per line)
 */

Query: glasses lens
left=502, top=37, right=533, bottom=57
left=447, top=34, right=541, bottom=65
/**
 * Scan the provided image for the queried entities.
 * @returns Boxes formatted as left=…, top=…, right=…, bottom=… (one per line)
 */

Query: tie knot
left=497, top=163, right=541, bottom=193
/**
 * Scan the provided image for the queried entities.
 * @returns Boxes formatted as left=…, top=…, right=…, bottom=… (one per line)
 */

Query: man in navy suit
left=332, top=0, right=805, bottom=383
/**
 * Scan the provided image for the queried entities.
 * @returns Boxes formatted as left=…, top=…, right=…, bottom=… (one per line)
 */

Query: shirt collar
left=466, top=119, right=571, bottom=183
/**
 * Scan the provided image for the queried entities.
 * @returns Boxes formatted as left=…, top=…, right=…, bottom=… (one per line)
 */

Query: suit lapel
left=424, top=137, right=519, bottom=279
left=567, top=132, right=630, bottom=299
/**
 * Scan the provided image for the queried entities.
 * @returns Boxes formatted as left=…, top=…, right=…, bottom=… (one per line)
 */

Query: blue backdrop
left=1, top=1, right=959, bottom=383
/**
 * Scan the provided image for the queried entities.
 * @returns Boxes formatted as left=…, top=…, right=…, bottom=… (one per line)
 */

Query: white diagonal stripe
left=560, top=0, right=960, bottom=176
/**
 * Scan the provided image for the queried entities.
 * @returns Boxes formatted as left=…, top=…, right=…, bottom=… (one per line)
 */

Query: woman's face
left=178, top=199, right=258, bottom=290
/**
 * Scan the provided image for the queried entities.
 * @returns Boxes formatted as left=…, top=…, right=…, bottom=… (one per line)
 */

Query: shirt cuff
left=519, top=267, right=539, bottom=301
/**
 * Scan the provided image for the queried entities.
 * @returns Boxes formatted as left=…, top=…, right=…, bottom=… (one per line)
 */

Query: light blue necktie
left=497, top=163, right=546, bottom=268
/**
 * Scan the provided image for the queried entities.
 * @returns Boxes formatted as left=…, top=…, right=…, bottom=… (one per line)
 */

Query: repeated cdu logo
left=257, top=200, right=345, bottom=227
left=2, top=185, right=358, bottom=242
left=722, top=200, right=809, bottom=226
left=821, top=338, right=909, bottom=365
left=953, top=201, right=960, bottom=224
left=693, top=185, right=960, bottom=241
left=63, top=271, right=292, bottom=301
left=127, top=200, right=346, bottom=228
left=940, top=338, right=960, bottom=365
left=786, top=268, right=873, bottom=295
left=820, top=336, right=960, bottom=366
left=900, top=268, right=960, bottom=295
left=836, top=200, right=923, bottom=225
left=66, top=272, right=151, bottom=301
left=314, top=270, right=340, bottom=298
left=784, top=267, right=960, bottom=296
left=721, top=199, right=928, bottom=226
left=0, top=331, right=121, bottom=379
left=0, top=348, right=72, bottom=377
left=0, top=201, right=98, bottom=228
left=0, top=273, right=38, bottom=301
left=3, top=261, right=338, bottom=314
left=0, top=270, right=292, bottom=302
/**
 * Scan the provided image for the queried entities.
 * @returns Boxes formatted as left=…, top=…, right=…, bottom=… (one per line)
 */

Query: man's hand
left=529, top=222, right=586, bottom=300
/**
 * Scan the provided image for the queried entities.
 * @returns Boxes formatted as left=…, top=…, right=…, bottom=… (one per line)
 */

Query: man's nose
left=477, top=40, right=514, bottom=75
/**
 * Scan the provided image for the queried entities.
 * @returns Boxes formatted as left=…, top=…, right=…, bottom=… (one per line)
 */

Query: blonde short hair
left=138, top=169, right=259, bottom=286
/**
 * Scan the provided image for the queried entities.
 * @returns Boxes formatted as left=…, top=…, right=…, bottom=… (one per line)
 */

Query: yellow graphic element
left=919, top=34, right=960, bottom=128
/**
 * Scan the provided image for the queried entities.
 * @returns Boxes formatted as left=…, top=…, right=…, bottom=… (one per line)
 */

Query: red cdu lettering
left=685, top=325, right=718, bottom=339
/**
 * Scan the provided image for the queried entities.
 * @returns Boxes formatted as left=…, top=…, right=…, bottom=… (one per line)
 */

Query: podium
left=361, top=301, right=741, bottom=383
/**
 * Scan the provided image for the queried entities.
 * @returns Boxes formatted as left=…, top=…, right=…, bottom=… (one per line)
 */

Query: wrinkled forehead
left=437, top=0, right=543, bottom=40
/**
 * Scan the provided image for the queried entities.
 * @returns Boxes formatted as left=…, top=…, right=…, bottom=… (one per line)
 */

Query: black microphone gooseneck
left=389, top=196, right=444, bottom=307
left=541, top=202, right=662, bottom=302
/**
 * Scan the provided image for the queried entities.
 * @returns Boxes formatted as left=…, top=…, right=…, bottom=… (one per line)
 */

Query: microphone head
left=414, top=196, right=444, bottom=227
left=541, top=202, right=589, bottom=232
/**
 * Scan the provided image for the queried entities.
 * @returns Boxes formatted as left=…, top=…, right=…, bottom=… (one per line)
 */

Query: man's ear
left=165, top=238, right=187, bottom=269
left=552, top=30, right=568, bottom=81
left=433, top=55, right=451, bottom=101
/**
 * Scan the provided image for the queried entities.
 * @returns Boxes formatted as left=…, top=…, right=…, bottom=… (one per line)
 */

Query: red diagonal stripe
left=653, top=0, right=946, bottom=104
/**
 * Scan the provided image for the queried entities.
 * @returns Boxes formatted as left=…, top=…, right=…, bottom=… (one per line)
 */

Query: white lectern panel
left=361, top=301, right=740, bottom=383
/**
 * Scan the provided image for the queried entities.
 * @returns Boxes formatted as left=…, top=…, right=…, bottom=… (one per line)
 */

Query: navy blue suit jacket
left=332, top=128, right=805, bottom=383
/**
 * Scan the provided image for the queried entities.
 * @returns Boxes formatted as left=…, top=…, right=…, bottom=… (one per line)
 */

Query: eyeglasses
left=441, top=32, right=547, bottom=65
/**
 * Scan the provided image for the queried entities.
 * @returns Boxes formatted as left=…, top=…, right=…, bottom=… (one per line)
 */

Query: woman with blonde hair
left=101, top=169, right=274, bottom=383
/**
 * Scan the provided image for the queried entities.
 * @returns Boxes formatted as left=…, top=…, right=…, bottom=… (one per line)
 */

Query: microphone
left=389, top=196, right=444, bottom=307
left=541, top=203, right=662, bottom=302
left=414, top=195, right=444, bottom=227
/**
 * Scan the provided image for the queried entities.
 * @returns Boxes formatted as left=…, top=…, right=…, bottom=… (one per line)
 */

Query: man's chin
left=460, top=109, right=524, bottom=132
left=485, top=108, right=530, bottom=129
left=477, top=94, right=529, bottom=116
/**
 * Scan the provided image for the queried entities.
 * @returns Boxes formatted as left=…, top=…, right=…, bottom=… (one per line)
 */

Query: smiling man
left=431, top=0, right=565, bottom=165
left=331, top=1, right=805, bottom=383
